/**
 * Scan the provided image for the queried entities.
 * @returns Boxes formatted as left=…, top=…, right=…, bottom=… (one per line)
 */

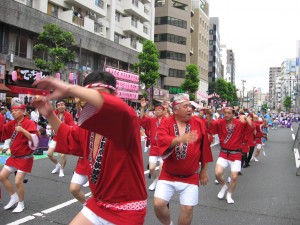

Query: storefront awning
left=0, top=84, right=11, bottom=92
left=6, top=85, right=50, bottom=96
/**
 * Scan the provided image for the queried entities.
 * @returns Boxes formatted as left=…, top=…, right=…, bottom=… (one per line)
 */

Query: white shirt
left=30, top=110, right=39, bottom=123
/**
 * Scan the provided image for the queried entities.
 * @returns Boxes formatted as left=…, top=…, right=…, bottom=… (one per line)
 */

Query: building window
left=155, top=16, right=187, bottom=29
left=160, top=51, right=186, bottom=62
left=132, top=0, right=139, bottom=7
left=115, top=11, right=121, bottom=22
left=26, top=0, right=32, bottom=7
left=114, top=33, right=121, bottom=44
left=154, top=33, right=186, bottom=45
left=143, top=26, right=148, bottom=34
left=169, top=69, right=186, bottom=78
left=131, top=16, right=138, bottom=28
left=47, top=3, right=58, bottom=17
left=95, top=0, right=104, bottom=8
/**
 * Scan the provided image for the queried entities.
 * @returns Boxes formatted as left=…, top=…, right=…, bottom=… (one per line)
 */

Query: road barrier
left=292, top=124, right=300, bottom=176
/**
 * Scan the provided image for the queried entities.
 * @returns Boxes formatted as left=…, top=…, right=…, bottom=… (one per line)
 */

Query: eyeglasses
left=56, top=103, right=65, bottom=106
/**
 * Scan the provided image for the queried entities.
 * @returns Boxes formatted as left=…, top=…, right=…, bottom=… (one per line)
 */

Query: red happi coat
left=52, top=110, right=75, bottom=142
left=209, top=118, right=248, bottom=160
left=2, top=117, right=38, bottom=172
left=139, top=116, right=166, bottom=156
left=255, top=121, right=264, bottom=144
left=55, top=93, right=147, bottom=225
left=157, top=116, right=213, bottom=185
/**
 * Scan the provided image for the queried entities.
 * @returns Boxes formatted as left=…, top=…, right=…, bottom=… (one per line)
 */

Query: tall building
left=269, top=67, right=281, bottom=109
left=208, top=17, right=222, bottom=83
left=154, top=0, right=192, bottom=96
left=21, top=0, right=155, bottom=51
left=191, top=0, right=209, bottom=104
left=226, top=49, right=235, bottom=85
left=0, top=0, right=169, bottom=101
left=279, top=59, right=296, bottom=111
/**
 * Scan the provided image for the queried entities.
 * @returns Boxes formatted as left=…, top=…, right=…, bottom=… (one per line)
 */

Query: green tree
left=261, top=103, right=268, bottom=112
left=33, top=24, right=75, bottom=75
left=180, top=64, right=200, bottom=101
left=133, top=40, right=160, bottom=108
left=283, top=96, right=292, bottom=112
left=215, top=78, right=229, bottom=101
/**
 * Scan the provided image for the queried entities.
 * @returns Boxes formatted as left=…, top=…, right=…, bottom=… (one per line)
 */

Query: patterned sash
left=89, top=132, right=107, bottom=184
left=224, top=123, right=236, bottom=144
left=173, top=123, right=191, bottom=160
left=9, top=124, right=21, bottom=148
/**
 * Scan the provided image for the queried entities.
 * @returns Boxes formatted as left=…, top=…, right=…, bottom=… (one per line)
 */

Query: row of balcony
left=63, top=0, right=151, bottom=22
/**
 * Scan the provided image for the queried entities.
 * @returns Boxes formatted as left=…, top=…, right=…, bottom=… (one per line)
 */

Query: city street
left=0, top=123, right=300, bottom=225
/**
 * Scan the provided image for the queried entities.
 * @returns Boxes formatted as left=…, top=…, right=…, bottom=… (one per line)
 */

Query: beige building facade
left=191, top=0, right=209, bottom=104
left=154, top=0, right=192, bottom=95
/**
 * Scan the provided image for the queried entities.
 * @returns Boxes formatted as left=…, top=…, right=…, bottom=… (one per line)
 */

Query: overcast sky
left=209, top=0, right=300, bottom=93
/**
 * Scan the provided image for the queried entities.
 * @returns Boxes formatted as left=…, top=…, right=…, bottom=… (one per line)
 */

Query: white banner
left=0, top=93, right=6, bottom=101
left=0, top=64, right=5, bottom=79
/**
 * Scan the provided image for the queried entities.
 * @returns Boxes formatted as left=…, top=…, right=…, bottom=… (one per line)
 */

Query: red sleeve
left=139, top=116, right=150, bottom=130
left=64, top=112, right=75, bottom=126
left=55, top=123, right=84, bottom=156
left=208, top=120, right=219, bottom=135
left=26, top=119, right=39, bottom=134
left=2, top=121, right=14, bottom=141
left=157, top=118, right=176, bottom=156
left=0, top=114, right=5, bottom=132
left=198, top=120, right=214, bottom=165
left=78, top=93, right=140, bottom=148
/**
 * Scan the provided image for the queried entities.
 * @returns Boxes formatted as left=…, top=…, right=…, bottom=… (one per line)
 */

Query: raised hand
left=33, top=77, right=71, bottom=101
left=140, top=98, right=147, bottom=108
left=31, top=96, right=54, bottom=118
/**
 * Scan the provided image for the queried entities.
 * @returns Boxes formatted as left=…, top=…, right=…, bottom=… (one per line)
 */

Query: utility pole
left=241, top=79, right=246, bottom=108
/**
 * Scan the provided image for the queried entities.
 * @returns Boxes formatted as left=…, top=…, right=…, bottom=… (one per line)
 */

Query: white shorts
left=71, top=172, right=88, bottom=185
left=216, top=157, right=241, bottom=172
left=81, top=206, right=115, bottom=225
left=48, top=140, right=57, bottom=149
left=4, top=165, right=25, bottom=173
left=149, top=156, right=163, bottom=164
left=256, top=144, right=262, bottom=150
left=154, top=180, right=198, bottom=206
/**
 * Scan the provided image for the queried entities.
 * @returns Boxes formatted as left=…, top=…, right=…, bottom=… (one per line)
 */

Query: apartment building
left=0, top=0, right=169, bottom=100
left=226, top=49, right=235, bottom=85
left=208, top=17, right=222, bottom=83
left=269, top=67, right=281, bottom=109
left=279, top=59, right=296, bottom=111
left=190, top=0, right=209, bottom=104
left=154, top=0, right=192, bottom=96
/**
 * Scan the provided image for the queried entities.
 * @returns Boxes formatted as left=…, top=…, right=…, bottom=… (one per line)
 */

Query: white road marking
left=41, top=199, right=78, bottom=214
left=294, top=148, right=300, bottom=168
left=292, top=133, right=295, bottom=140
left=6, top=216, right=36, bottom=225
left=7, top=166, right=161, bottom=225
left=291, top=126, right=294, bottom=132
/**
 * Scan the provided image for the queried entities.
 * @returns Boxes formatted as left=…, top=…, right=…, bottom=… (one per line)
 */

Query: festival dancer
left=154, top=93, right=213, bottom=225
left=206, top=107, right=253, bottom=204
left=47, top=99, right=75, bottom=177
left=0, top=98, right=38, bottom=212
left=32, top=71, right=147, bottom=225
left=139, top=98, right=166, bottom=191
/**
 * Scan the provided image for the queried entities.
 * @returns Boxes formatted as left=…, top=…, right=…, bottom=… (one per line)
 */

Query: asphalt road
left=0, top=124, right=300, bottom=225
